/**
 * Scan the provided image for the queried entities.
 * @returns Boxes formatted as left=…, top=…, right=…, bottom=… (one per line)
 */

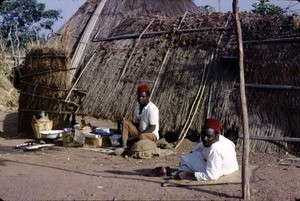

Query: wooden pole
left=19, top=91, right=79, bottom=107
left=235, top=83, right=300, bottom=90
left=18, top=109, right=72, bottom=115
left=242, top=37, right=300, bottom=44
left=19, top=68, right=76, bottom=79
left=175, top=58, right=208, bottom=149
left=176, top=15, right=230, bottom=148
left=68, top=0, right=107, bottom=85
left=120, top=20, right=155, bottom=78
left=65, top=53, right=96, bottom=102
left=92, top=27, right=233, bottom=42
left=240, top=135, right=300, bottom=143
left=233, top=0, right=251, bottom=199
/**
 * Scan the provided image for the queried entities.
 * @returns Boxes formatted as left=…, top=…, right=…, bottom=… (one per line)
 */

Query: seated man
left=175, top=118, right=238, bottom=180
left=119, top=84, right=159, bottom=149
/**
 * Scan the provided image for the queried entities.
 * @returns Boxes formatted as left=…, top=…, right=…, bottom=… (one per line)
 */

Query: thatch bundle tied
left=18, top=47, right=76, bottom=135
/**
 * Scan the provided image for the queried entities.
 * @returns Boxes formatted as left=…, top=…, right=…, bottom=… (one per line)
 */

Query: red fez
left=138, top=84, right=150, bottom=93
left=204, top=118, right=221, bottom=133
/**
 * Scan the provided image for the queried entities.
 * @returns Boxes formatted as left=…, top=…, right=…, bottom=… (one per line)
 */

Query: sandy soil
left=0, top=110, right=299, bottom=200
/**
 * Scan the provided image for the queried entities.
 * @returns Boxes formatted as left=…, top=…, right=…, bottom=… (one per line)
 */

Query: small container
left=109, top=134, right=122, bottom=147
left=95, top=127, right=110, bottom=135
left=74, top=124, right=80, bottom=130
left=64, top=128, right=72, bottom=133
left=40, top=130, right=63, bottom=139
left=63, top=128, right=74, bottom=147
left=80, top=116, right=86, bottom=129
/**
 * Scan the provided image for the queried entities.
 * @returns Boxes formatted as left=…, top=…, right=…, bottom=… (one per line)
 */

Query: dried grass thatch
left=0, top=51, right=19, bottom=111
left=17, top=0, right=300, bottom=155
left=18, top=46, right=76, bottom=135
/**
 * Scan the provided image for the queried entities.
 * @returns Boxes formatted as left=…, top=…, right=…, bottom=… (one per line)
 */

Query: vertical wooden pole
left=232, top=0, right=251, bottom=199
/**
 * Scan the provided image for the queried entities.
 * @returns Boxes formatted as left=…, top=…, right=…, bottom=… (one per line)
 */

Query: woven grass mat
left=82, top=147, right=118, bottom=154
left=162, top=165, right=259, bottom=187
left=82, top=147, right=176, bottom=157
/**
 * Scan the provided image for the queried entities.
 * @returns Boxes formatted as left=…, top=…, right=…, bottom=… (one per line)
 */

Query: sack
left=31, top=120, right=53, bottom=139
left=130, top=139, right=159, bottom=159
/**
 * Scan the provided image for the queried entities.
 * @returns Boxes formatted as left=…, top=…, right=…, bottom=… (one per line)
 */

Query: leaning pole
left=232, top=0, right=251, bottom=199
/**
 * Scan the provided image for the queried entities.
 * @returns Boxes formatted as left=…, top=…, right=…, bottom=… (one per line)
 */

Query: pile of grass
left=0, top=51, right=19, bottom=111
left=18, top=46, right=73, bottom=135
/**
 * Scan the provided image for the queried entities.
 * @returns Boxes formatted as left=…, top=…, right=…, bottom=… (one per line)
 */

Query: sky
left=38, top=0, right=300, bottom=33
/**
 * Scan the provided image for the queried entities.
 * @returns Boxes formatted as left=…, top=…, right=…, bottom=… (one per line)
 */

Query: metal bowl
left=40, top=130, right=63, bottom=139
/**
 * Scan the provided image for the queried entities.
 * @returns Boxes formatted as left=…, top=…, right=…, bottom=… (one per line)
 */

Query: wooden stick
left=150, top=11, right=188, bottom=100
left=240, top=135, right=300, bottom=143
left=50, top=32, right=80, bottom=39
left=206, top=15, right=231, bottom=119
left=19, top=68, right=76, bottom=79
left=106, top=20, right=156, bottom=113
left=92, top=27, right=233, bottom=42
left=65, top=53, right=96, bottom=101
left=175, top=57, right=209, bottom=144
left=176, top=16, right=231, bottom=147
left=242, top=37, right=300, bottom=44
left=233, top=0, right=250, bottom=199
left=120, top=20, right=155, bottom=78
left=175, top=67, right=207, bottom=149
left=18, top=108, right=72, bottom=115
left=20, top=80, right=69, bottom=91
left=25, top=55, right=68, bottom=58
left=235, top=83, right=300, bottom=90
left=206, top=85, right=212, bottom=118
left=93, top=31, right=299, bottom=44
left=20, top=91, right=79, bottom=107
left=19, top=80, right=87, bottom=92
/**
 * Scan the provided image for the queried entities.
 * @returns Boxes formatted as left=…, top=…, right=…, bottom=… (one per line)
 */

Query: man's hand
left=117, top=117, right=125, bottom=124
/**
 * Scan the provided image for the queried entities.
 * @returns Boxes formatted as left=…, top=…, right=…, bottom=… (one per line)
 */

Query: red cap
left=138, top=84, right=150, bottom=93
left=204, top=118, right=221, bottom=133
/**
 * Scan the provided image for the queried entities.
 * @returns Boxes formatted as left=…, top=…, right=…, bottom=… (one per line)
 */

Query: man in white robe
left=175, top=118, right=239, bottom=181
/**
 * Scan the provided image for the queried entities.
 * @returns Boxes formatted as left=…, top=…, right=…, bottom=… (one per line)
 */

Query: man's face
left=137, top=91, right=150, bottom=107
left=201, top=128, right=219, bottom=147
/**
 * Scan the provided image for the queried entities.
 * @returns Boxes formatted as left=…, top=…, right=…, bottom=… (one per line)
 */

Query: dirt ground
left=0, top=109, right=299, bottom=201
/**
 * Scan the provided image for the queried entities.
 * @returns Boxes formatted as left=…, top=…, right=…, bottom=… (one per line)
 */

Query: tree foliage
left=199, top=5, right=215, bottom=12
left=0, top=0, right=62, bottom=53
left=251, top=0, right=285, bottom=16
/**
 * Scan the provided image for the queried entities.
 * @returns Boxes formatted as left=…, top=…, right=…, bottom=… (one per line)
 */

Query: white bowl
left=40, top=130, right=63, bottom=139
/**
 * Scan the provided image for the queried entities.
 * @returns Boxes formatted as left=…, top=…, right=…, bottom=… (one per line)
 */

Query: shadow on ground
left=0, top=111, right=32, bottom=139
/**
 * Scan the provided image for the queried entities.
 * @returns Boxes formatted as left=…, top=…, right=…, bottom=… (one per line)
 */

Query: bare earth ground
left=0, top=110, right=299, bottom=201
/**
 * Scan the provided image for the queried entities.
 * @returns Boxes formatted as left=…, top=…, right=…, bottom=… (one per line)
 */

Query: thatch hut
left=18, top=0, right=300, bottom=156
left=17, top=47, right=75, bottom=132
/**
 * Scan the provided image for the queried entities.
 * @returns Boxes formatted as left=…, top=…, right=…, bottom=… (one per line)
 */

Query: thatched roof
left=18, top=0, right=300, bottom=155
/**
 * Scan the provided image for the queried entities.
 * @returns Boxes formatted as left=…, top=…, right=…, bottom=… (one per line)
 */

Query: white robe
left=178, top=135, right=239, bottom=181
